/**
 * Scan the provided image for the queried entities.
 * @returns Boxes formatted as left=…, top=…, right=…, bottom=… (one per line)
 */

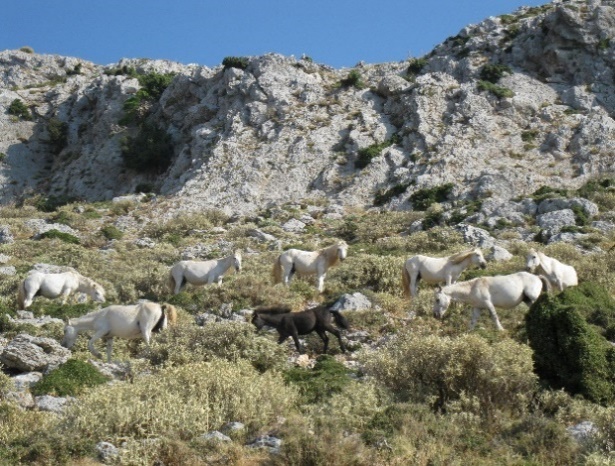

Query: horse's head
left=525, top=249, right=540, bottom=273
left=233, top=250, right=242, bottom=273
left=90, top=282, right=106, bottom=303
left=472, top=249, right=487, bottom=269
left=251, top=312, right=265, bottom=330
left=337, top=242, right=348, bottom=262
left=61, top=324, right=78, bottom=349
left=433, top=287, right=451, bottom=319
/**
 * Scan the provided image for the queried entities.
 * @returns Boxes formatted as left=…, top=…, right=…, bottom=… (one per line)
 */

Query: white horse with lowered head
left=18, top=270, right=106, bottom=310
left=169, top=250, right=242, bottom=294
left=61, top=301, right=178, bottom=362
left=402, top=248, right=487, bottom=298
left=525, top=249, right=578, bottom=292
left=272, top=241, right=348, bottom=293
left=433, top=271, right=550, bottom=331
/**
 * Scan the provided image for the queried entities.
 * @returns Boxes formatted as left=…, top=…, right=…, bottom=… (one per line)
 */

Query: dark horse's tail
left=330, top=310, right=349, bottom=330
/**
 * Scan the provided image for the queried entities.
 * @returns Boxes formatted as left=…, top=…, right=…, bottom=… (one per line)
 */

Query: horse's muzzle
left=480, top=263, right=487, bottom=269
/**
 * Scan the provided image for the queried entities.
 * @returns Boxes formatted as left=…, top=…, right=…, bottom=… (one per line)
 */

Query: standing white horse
left=402, top=248, right=487, bottom=298
left=272, top=241, right=348, bottom=293
left=168, top=250, right=242, bottom=294
left=18, top=271, right=106, bottom=310
left=61, top=302, right=178, bottom=362
left=525, top=249, right=578, bottom=292
left=433, top=271, right=549, bottom=331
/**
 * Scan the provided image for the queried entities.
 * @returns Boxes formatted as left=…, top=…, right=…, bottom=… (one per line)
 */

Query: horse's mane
left=320, top=242, right=347, bottom=268
left=254, top=306, right=292, bottom=315
left=449, top=249, right=477, bottom=264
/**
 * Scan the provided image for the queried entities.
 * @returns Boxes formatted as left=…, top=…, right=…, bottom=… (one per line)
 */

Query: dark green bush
left=480, top=63, right=512, bottom=83
left=8, top=99, right=31, bottom=120
left=355, top=135, right=400, bottom=169
left=31, top=359, right=109, bottom=396
left=284, top=355, right=352, bottom=404
left=120, top=72, right=175, bottom=125
left=34, top=195, right=76, bottom=212
left=409, top=183, right=454, bottom=210
left=101, top=225, right=124, bottom=240
left=531, top=185, right=568, bottom=202
left=577, top=177, right=615, bottom=199
left=222, top=56, right=249, bottom=70
left=526, top=282, right=615, bottom=404
left=121, top=123, right=174, bottom=173
left=374, top=182, right=411, bottom=206
left=47, top=117, right=68, bottom=154
left=39, top=229, right=80, bottom=244
left=340, top=69, right=365, bottom=89
left=407, top=58, right=427, bottom=76
left=477, top=80, right=514, bottom=99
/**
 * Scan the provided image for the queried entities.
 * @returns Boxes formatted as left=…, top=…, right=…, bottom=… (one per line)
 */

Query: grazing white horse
left=169, top=250, right=242, bottom=294
left=525, top=249, right=578, bottom=292
left=18, top=271, right=106, bottom=310
left=61, top=302, right=178, bottom=362
left=433, top=271, right=549, bottom=331
left=402, top=248, right=487, bottom=298
left=272, top=241, right=348, bottom=293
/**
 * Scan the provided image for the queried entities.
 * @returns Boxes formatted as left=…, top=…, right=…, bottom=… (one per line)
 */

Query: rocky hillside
left=1, top=0, right=615, bottom=215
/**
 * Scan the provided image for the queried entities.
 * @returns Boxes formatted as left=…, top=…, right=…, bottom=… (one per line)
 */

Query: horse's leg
left=105, top=338, right=114, bottom=363
left=283, top=262, right=294, bottom=286
left=410, top=269, right=419, bottom=297
left=317, top=272, right=326, bottom=293
left=172, top=270, right=184, bottom=294
left=470, top=308, right=481, bottom=330
left=316, top=329, right=330, bottom=354
left=87, top=329, right=108, bottom=360
left=485, top=303, right=504, bottom=331
left=289, top=326, right=302, bottom=353
left=323, top=322, right=346, bottom=353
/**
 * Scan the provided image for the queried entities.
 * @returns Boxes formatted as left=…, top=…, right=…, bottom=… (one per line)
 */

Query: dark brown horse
left=251, top=305, right=349, bottom=354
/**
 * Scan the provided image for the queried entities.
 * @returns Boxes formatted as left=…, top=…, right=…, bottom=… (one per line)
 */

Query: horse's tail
left=331, top=310, right=349, bottom=330
left=162, top=303, right=178, bottom=326
left=401, top=263, right=411, bottom=299
left=539, top=275, right=552, bottom=294
left=272, top=255, right=283, bottom=284
left=17, top=279, right=26, bottom=310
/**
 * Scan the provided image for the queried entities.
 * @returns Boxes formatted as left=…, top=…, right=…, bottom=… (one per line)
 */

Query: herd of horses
left=13, top=240, right=578, bottom=361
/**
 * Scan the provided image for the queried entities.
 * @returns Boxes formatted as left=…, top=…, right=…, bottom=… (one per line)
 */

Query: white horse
left=272, top=241, right=348, bottom=293
left=525, top=249, right=578, bottom=292
left=433, top=271, right=549, bottom=331
left=17, top=270, right=106, bottom=310
left=61, top=302, right=178, bottom=362
left=402, top=248, right=487, bottom=298
left=169, top=250, right=242, bottom=294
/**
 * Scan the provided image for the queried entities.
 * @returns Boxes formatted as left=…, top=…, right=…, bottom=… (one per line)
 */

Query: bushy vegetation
left=409, top=183, right=454, bottom=210
left=477, top=80, right=515, bottom=99
left=121, top=122, right=174, bottom=173
left=47, top=117, right=68, bottom=154
left=32, top=359, right=109, bottom=396
left=355, top=134, right=401, bottom=169
left=7, top=98, right=31, bottom=120
left=39, top=229, right=80, bottom=244
left=222, top=56, right=250, bottom=70
left=480, top=63, right=512, bottom=83
left=406, top=57, right=427, bottom=76
left=526, top=282, right=615, bottom=404
left=340, top=69, right=365, bottom=89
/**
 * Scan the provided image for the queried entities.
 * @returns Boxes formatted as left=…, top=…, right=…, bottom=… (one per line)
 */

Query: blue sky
left=2, top=0, right=548, bottom=69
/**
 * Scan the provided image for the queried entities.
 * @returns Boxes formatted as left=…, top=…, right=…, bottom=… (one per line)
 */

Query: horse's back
left=104, top=305, right=144, bottom=338
left=407, top=255, right=448, bottom=282
left=481, top=272, right=542, bottom=307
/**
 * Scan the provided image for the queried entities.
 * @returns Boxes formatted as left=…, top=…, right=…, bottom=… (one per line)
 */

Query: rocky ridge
left=1, top=0, right=614, bottom=216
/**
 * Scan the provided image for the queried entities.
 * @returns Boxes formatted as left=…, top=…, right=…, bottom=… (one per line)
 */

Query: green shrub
left=531, top=185, right=568, bottom=202
left=340, top=69, right=365, bottom=89
left=526, top=282, right=615, bottom=404
left=477, top=80, right=514, bottom=99
left=407, top=58, right=427, bottom=76
left=521, top=130, right=539, bottom=143
left=120, top=72, right=175, bottom=125
left=19, top=46, right=34, bottom=54
left=47, top=117, right=68, bottom=154
left=361, top=330, right=537, bottom=414
left=62, top=360, right=297, bottom=442
left=409, top=183, right=454, bottom=210
left=355, top=135, right=401, bottom=169
left=331, top=254, right=405, bottom=294
left=7, top=99, right=31, bottom=120
left=373, top=182, right=411, bottom=206
left=479, top=63, right=512, bottom=83
left=31, top=359, right=109, bottom=396
left=39, top=229, right=80, bottom=244
left=101, top=225, right=124, bottom=240
left=140, top=321, right=289, bottom=372
left=284, top=355, right=353, bottom=404
left=121, top=122, right=174, bottom=173
left=34, top=194, right=76, bottom=212
left=222, top=56, right=249, bottom=70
